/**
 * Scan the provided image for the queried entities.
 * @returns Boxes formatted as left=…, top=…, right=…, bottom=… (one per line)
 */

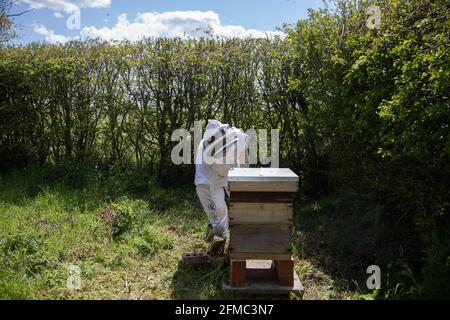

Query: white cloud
left=32, top=10, right=285, bottom=44
left=54, top=12, right=63, bottom=18
left=33, top=23, right=69, bottom=43
left=79, top=11, right=285, bottom=41
left=20, top=0, right=110, bottom=13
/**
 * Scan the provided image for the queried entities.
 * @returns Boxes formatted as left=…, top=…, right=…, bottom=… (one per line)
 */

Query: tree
left=0, top=0, right=33, bottom=43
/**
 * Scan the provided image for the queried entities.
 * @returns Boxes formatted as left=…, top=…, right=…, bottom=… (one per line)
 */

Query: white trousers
left=196, top=184, right=229, bottom=238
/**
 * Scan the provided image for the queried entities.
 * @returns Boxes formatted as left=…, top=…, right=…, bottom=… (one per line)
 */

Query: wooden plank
left=230, top=253, right=292, bottom=260
left=230, top=260, right=246, bottom=288
left=230, top=192, right=295, bottom=203
left=229, top=181, right=298, bottom=192
left=229, top=202, right=292, bottom=224
left=222, top=270, right=304, bottom=295
left=229, top=224, right=292, bottom=254
left=275, top=260, right=294, bottom=286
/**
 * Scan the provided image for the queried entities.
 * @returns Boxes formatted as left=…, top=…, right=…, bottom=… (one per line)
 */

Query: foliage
left=0, top=0, right=16, bottom=44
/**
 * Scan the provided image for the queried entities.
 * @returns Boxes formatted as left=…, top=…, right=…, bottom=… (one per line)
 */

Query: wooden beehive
left=228, top=168, right=298, bottom=261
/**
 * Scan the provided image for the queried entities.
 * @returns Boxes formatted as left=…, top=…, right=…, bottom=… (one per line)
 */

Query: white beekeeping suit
left=195, top=120, right=249, bottom=256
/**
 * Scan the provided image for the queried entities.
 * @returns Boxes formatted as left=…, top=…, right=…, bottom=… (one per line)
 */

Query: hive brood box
left=228, top=168, right=298, bottom=261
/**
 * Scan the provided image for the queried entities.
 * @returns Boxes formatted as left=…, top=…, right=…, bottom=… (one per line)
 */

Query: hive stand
left=222, top=168, right=304, bottom=297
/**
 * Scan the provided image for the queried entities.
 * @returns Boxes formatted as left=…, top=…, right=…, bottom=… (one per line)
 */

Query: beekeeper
left=195, top=120, right=249, bottom=256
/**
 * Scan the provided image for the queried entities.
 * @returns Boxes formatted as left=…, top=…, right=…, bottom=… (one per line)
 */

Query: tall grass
left=0, top=164, right=223, bottom=299
left=2, top=164, right=445, bottom=299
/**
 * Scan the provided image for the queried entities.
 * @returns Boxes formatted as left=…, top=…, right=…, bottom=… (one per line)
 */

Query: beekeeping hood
left=203, top=119, right=230, bottom=143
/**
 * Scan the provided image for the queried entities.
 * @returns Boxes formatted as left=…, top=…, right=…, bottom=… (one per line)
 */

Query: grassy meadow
left=0, top=164, right=367, bottom=300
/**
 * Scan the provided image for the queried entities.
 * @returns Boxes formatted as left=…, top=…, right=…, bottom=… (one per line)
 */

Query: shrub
left=419, top=228, right=450, bottom=299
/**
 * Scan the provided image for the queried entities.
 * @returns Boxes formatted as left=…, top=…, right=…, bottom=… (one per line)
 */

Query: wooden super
left=226, top=168, right=299, bottom=290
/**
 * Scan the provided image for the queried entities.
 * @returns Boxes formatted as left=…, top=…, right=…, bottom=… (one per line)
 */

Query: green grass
left=0, top=165, right=362, bottom=300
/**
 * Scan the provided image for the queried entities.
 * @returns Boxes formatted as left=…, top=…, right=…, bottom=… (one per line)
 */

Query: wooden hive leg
left=230, top=260, right=246, bottom=287
left=275, top=259, right=294, bottom=286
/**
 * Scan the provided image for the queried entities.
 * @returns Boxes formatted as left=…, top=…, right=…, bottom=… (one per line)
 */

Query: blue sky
left=11, top=0, right=325, bottom=44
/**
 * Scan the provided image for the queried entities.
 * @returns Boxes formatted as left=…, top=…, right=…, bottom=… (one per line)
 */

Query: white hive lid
left=228, top=168, right=298, bottom=183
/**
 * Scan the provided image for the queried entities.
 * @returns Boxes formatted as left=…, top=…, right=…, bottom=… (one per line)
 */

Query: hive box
left=228, top=168, right=298, bottom=261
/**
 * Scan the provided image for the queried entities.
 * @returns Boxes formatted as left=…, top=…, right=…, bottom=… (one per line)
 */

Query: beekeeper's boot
left=208, top=235, right=226, bottom=257
left=204, top=223, right=214, bottom=242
